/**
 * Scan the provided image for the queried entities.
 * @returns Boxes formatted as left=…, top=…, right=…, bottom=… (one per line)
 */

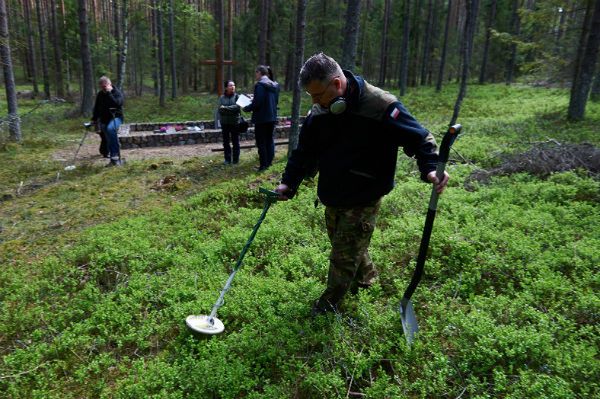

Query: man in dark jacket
left=243, top=65, right=280, bottom=171
left=275, top=53, right=449, bottom=316
left=92, top=76, right=124, bottom=167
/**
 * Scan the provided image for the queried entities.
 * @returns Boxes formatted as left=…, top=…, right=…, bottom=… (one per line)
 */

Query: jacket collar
left=342, top=70, right=364, bottom=112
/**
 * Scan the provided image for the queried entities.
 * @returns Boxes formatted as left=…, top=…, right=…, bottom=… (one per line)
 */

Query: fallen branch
left=0, top=362, right=49, bottom=380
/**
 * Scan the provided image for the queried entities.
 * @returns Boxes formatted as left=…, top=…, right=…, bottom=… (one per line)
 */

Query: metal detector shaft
left=399, top=124, right=461, bottom=344
left=208, top=188, right=280, bottom=320
left=67, top=122, right=93, bottom=167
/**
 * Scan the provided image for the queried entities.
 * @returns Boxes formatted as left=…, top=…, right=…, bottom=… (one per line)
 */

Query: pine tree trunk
left=428, top=0, right=441, bottom=85
left=217, top=0, right=224, bottom=93
left=399, top=0, right=411, bottom=95
left=0, top=0, right=21, bottom=142
left=114, top=0, right=120, bottom=83
left=136, top=17, right=144, bottom=96
left=378, top=0, right=391, bottom=86
left=156, top=0, right=166, bottom=107
left=359, top=0, right=372, bottom=75
left=505, top=0, right=521, bottom=85
left=289, top=0, right=307, bottom=155
left=258, top=0, right=268, bottom=65
left=49, top=0, right=64, bottom=97
left=479, top=0, right=496, bottom=83
left=569, top=0, right=593, bottom=101
left=284, top=21, right=295, bottom=91
left=18, top=2, right=31, bottom=83
left=436, top=0, right=452, bottom=91
left=168, top=0, right=176, bottom=99
left=341, top=0, right=361, bottom=71
left=35, top=0, right=51, bottom=98
left=409, top=0, right=422, bottom=87
left=450, top=0, right=479, bottom=126
left=420, top=0, right=434, bottom=85
left=181, top=12, right=188, bottom=94
left=78, top=0, right=94, bottom=117
left=23, top=0, right=39, bottom=97
left=104, top=1, right=112, bottom=69
left=317, top=0, right=327, bottom=49
left=60, top=0, right=70, bottom=94
left=117, top=0, right=128, bottom=91
left=228, top=0, right=233, bottom=79
left=568, top=0, right=600, bottom=120
left=151, top=2, right=158, bottom=96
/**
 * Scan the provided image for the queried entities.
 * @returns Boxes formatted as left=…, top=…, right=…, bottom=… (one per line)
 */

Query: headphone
left=329, top=96, right=347, bottom=115
left=309, top=77, right=348, bottom=116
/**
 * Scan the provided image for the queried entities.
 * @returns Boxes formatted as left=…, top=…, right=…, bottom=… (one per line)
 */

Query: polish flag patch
left=390, top=107, right=400, bottom=119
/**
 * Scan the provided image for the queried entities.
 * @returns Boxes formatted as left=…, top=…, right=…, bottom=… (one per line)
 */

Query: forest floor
left=1, top=84, right=599, bottom=398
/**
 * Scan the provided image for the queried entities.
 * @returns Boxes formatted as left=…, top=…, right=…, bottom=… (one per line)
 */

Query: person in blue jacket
left=275, top=53, right=450, bottom=316
left=243, top=65, right=280, bottom=171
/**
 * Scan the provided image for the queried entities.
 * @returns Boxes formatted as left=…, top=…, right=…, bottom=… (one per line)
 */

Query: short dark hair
left=256, top=65, right=269, bottom=75
left=224, top=80, right=235, bottom=88
left=299, top=53, right=343, bottom=88
left=256, top=65, right=274, bottom=81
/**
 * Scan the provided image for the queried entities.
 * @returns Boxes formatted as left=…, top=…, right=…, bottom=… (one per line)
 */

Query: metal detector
left=64, top=122, right=94, bottom=171
left=399, top=124, right=462, bottom=345
left=186, top=187, right=281, bottom=335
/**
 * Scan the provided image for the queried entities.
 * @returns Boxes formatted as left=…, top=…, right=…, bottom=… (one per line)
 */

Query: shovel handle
left=402, top=124, right=462, bottom=302
left=438, top=124, right=461, bottom=164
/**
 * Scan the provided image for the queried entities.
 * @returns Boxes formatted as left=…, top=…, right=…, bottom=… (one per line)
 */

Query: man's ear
left=333, top=77, right=342, bottom=90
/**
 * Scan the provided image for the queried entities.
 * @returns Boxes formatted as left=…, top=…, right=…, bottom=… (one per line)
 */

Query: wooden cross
left=201, top=43, right=235, bottom=96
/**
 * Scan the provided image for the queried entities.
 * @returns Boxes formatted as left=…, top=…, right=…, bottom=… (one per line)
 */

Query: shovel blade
left=399, top=298, right=419, bottom=345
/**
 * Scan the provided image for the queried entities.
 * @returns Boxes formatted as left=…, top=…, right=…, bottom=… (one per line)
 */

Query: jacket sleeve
left=220, top=97, right=241, bottom=114
left=243, top=84, right=265, bottom=112
left=108, top=88, right=124, bottom=107
left=385, top=101, right=439, bottom=181
left=281, top=116, right=319, bottom=197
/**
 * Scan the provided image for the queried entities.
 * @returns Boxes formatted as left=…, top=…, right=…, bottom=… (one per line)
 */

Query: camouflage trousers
left=317, top=198, right=382, bottom=310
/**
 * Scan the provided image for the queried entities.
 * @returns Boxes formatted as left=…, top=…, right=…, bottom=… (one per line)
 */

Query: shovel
left=186, top=187, right=280, bottom=335
left=399, top=124, right=462, bottom=345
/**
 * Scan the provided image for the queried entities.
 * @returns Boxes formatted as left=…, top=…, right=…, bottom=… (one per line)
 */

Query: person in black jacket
left=218, top=80, right=242, bottom=164
left=91, top=76, right=124, bottom=167
left=243, top=65, right=280, bottom=171
left=275, top=53, right=449, bottom=316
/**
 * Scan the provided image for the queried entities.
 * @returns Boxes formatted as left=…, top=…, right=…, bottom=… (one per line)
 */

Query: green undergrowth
left=1, top=84, right=599, bottom=398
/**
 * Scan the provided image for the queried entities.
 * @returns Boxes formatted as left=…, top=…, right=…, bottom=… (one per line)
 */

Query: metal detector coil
left=185, top=315, right=224, bottom=335
left=185, top=187, right=280, bottom=336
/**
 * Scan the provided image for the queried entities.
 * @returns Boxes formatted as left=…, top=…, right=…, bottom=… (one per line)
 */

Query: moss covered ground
left=0, top=84, right=598, bottom=398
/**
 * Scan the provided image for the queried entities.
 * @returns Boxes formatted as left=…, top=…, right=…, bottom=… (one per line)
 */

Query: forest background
left=0, top=0, right=599, bottom=398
